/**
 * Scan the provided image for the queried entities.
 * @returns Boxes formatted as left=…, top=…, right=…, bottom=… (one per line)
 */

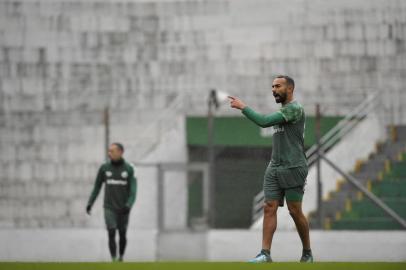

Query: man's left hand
left=119, top=206, right=130, bottom=215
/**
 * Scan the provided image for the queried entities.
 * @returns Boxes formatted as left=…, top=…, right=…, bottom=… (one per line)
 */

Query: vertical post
left=389, top=91, right=397, bottom=142
left=315, top=103, right=323, bottom=228
left=104, top=107, right=110, bottom=162
left=390, top=92, right=395, bottom=129
left=157, top=164, right=164, bottom=231
left=207, top=89, right=216, bottom=227
left=156, top=163, right=164, bottom=261
left=202, top=164, right=210, bottom=225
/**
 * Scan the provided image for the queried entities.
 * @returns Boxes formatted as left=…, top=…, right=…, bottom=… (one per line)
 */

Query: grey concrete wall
left=0, top=229, right=405, bottom=261
left=0, top=0, right=406, bottom=229
left=1, top=0, right=405, bottom=115
left=207, top=229, right=406, bottom=262
left=0, top=228, right=157, bottom=261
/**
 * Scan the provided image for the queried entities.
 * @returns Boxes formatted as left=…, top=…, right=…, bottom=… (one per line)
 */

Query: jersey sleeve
left=279, top=103, right=303, bottom=123
left=242, top=107, right=286, bottom=128
left=87, top=165, right=105, bottom=207
left=126, top=165, right=137, bottom=208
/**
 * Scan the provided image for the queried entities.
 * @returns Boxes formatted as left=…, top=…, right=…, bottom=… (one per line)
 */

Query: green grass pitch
left=0, top=262, right=405, bottom=270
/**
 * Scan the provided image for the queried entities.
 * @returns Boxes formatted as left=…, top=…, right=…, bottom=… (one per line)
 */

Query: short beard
left=275, top=93, right=287, bottom=104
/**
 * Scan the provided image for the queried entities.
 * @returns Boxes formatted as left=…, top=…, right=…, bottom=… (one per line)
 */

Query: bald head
left=108, top=142, right=124, bottom=161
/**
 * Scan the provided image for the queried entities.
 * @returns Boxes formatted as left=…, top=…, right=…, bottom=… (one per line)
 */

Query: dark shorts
left=104, top=208, right=129, bottom=230
left=263, top=163, right=308, bottom=206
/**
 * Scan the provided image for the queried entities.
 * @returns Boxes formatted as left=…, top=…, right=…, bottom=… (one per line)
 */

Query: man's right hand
left=86, top=205, right=92, bottom=215
left=228, top=96, right=247, bottom=110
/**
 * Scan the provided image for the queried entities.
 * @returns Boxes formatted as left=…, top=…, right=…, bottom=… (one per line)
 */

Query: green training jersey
left=272, top=101, right=307, bottom=168
left=242, top=100, right=307, bottom=169
left=87, top=159, right=137, bottom=211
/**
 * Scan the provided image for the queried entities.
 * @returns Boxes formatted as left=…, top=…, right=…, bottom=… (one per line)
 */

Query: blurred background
left=0, top=0, right=405, bottom=262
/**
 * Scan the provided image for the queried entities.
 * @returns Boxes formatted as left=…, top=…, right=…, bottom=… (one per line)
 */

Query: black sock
left=303, top=249, right=312, bottom=256
left=261, top=249, right=270, bottom=255
left=108, top=229, right=117, bottom=259
left=119, top=229, right=127, bottom=257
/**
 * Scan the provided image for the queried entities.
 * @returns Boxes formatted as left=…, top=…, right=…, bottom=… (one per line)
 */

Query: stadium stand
left=0, top=0, right=405, bottom=232
left=310, top=126, right=406, bottom=230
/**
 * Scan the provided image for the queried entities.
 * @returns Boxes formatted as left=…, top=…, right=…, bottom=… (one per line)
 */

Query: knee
left=119, top=229, right=127, bottom=239
left=287, top=205, right=302, bottom=218
left=108, top=229, right=116, bottom=239
left=263, top=201, right=277, bottom=216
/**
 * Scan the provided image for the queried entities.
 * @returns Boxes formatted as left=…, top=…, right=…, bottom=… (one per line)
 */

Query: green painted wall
left=186, top=116, right=343, bottom=147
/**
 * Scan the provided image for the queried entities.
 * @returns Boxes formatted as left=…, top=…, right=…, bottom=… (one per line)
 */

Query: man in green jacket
left=86, top=142, right=137, bottom=262
left=229, top=75, right=313, bottom=263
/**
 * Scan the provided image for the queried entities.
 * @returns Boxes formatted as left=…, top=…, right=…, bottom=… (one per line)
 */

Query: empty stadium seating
left=311, top=126, right=406, bottom=230
left=1, top=0, right=406, bottom=229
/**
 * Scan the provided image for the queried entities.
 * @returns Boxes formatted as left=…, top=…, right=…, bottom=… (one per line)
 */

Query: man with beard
left=86, top=142, right=137, bottom=262
left=228, top=75, right=313, bottom=263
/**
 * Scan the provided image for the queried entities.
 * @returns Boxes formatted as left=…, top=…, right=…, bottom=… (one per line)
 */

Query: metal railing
left=251, top=92, right=380, bottom=223
left=321, top=154, right=406, bottom=229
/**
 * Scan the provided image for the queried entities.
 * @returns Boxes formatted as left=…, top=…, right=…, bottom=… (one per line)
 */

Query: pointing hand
left=228, top=96, right=247, bottom=110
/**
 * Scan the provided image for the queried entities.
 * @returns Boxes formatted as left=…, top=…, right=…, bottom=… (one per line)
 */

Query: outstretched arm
left=242, top=107, right=286, bottom=128
left=228, top=96, right=286, bottom=128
